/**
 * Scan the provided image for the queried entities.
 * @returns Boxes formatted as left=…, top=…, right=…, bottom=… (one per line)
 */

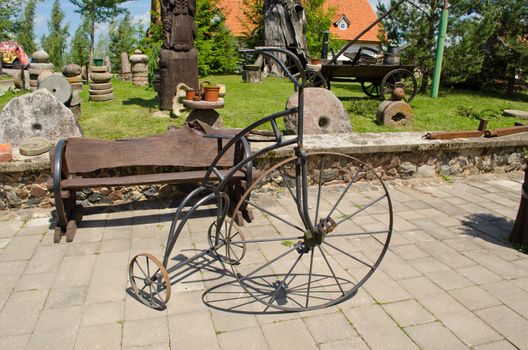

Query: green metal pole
left=431, top=1, right=449, bottom=98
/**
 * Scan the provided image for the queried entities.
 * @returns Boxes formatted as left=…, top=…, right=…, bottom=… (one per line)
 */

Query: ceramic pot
left=204, top=86, right=220, bottom=102
left=185, top=90, right=196, bottom=100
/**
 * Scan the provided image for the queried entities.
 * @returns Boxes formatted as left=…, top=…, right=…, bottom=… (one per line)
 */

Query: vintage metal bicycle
left=128, top=47, right=393, bottom=312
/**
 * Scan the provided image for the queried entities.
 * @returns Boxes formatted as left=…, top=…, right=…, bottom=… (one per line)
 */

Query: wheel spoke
left=278, top=169, right=297, bottom=203
left=247, top=200, right=305, bottom=233
left=335, top=194, right=387, bottom=226
left=327, top=165, right=365, bottom=219
left=323, top=241, right=373, bottom=269
left=318, top=245, right=345, bottom=296
left=135, top=259, right=148, bottom=278
left=326, top=230, right=389, bottom=238
left=229, top=236, right=302, bottom=245
left=305, top=248, right=315, bottom=308
left=238, top=245, right=298, bottom=283
left=146, top=256, right=151, bottom=278
left=263, top=252, right=304, bottom=311
left=314, top=156, right=325, bottom=224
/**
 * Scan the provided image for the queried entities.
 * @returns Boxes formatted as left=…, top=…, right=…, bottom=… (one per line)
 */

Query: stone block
left=376, top=101, right=413, bottom=127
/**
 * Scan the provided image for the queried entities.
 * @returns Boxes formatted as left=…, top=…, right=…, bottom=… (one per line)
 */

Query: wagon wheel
left=305, top=70, right=328, bottom=89
left=228, top=152, right=393, bottom=312
left=381, top=69, right=417, bottom=102
left=207, top=220, right=247, bottom=265
left=129, top=253, right=171, bottom=310
left=361, top=82, right=381, bottom=99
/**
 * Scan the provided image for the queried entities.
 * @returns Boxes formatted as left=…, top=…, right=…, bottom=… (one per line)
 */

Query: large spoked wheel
left=381, top=69, right=417, bottom=102
left=361, top=81, right=381, bottom=99
left=129, top=253, right=171, bottom=310
left=207, top=220, right=247, bottom=265
left=228, top=152, right=393, bottom=312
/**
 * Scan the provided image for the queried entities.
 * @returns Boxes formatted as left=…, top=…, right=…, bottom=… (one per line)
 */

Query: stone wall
left=1, top=132, right=527, bottom=210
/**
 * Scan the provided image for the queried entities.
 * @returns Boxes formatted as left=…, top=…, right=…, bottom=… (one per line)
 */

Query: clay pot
left=203, top=86, right=220, bottom=102
left=311, top=58, right=320, bottom=65
left=192, top=95, right=202, bottom=101
left=185, top=90, right=196, bottom=100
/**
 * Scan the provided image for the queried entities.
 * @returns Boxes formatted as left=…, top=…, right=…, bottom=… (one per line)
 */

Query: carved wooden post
left=159, top=0, right=199, bottom=111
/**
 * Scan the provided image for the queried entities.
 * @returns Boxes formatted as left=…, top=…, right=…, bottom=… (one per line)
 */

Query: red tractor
left=0, top=41, right=30, bottom=70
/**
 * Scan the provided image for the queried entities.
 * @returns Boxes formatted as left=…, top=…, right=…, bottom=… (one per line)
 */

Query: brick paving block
left=0, top=234, right=42, bottom=262
left=26, top=329, right=77, bottom=350
left=302, top=312, right=358, bottom=344
left=425, top=269, right=474, bottom=290
left=405, top=321, right=466, bottom=350
left=476, top=305, right=528, bottom=349
left=407, top=256, right=450, bottom=274
left=0, top=334, right=30, bottom=349
left=397, top=276, right=443, bottom=298
left=123, top=316, right=169, bottom=348
left=482, top=280, right=528, bottom=317
left=513, top=276, right=528, bottom=292
left=86, top=252, right=129, bottom=304
left=0, top=274, right=18, bottom=310
left=25, top=244, right=68, bottom=274
left=387, top=231, right=413, bottom=246
left=319, top=337, right=370, bottom=350
left=344, top=304, right=417, bottom=350
left=443, top=237, right=482, bottom=252
left=14, top=272, right=54, bottom=293
left=262, top=319, right=317, bottom=350
left=168, top=311, right=218, bottom=349
left=396, top=210, right=425, bottom=220
left=45, top=287, right=87, bottom=309
left=65, top=242, right=101, bottom=257
left=440, top=312, right=502, bottom=347
left=72, top=226, right=104, bottom=243
left=390, top=244, right=429, bottom=260
left=54, top=255, right=96, bottom=288
left=210, top=308, right=259, bottom=332
left=100, top=238, right=132, bottom=253
left=33, top=306, right=82, bottom=334
left=217, top=327, right=269, bottom=350
left=417, top=292, right=468, bottom=317
left=399, top=229, right=436, bottom=243
left=417, top=240, right=476, bottom=269
left=375, top=251, right=421, bottom=280
left=463, top=250, right=527, bottom=280
left=382, top=299, right=436, bottom=327
left=166, top=290, right=210, bottom=315
left=123, top=343, right=170, bottom=350
left=413, top=219, right=457, bottom=240
left=74, top=323, right=122, bottom=350
left=448, top=285, right=501, bottom=311
left=0, top=238, right=10, bottom=249
left=360, top=270, right=411, bottom=304
left=124, top=295, right=168, bottom=322
left=455, top=265, right=502, bottom=285
left=473, top=339, right=519, bottom=350
left=81, top=300, right=124, bottom=327
left=0, top=260, right=28, bottom=276
left=0, top=289, right=48, bottom=336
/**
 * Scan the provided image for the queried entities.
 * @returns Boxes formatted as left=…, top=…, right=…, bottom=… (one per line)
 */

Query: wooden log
left=159, top=48, right=199, bottom=110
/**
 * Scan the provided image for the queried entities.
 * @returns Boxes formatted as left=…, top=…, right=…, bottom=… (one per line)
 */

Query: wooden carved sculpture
left=159, top=0, right=199, bottom=110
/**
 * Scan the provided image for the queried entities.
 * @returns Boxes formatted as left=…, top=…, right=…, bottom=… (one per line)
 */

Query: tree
left=194, top=0, right=239, bottom=76
left=304, top=0, right=335, bottom=57
left=109, top=12, right=137, bottom=72
left=41, top=0, right=70, bottom=69
left=16, top=0, right=40, bottom=54
left=69, top=0, right=131, bottom=71
left=0, top=0, right=20, bottom=41
left=71, top=21, right=91, bottom=66
left=240, top=0, right=265, bottom=48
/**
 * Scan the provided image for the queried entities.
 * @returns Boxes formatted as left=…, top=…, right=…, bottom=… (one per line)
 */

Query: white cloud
left=132, top=12, right=150, bottom=26
left=35, top=15, right=47, bottom=26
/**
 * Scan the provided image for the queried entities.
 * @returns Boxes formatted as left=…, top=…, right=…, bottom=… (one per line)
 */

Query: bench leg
left=53, top=205, right=84, bottom=243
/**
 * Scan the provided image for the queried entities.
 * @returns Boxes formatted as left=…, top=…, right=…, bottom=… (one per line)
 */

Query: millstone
left=66, top=76, right=82, bottom=83
left=89, top=88, right=113, bottom=95
left=91, top=66, right=108, bottom=73
left=90, top=72, right=112, bottom=83
left=504, top=109, right=528, bottom=119
left=37, top=71, right=53, bottom=83
left=29, top=68, right=54, bottom=76
left=19, top=137, right=52, bottom=156
left=376, top=101, right=413, bottom=127
left=70, top=83, right=83, bottom=90
left=89, top=93, right=114, bottom=102
left=38, top=74, right=73, bottom=104
left=29, top=63, right=54, bottom=70
left=32, top=50, right=50, bottom=63
left=133, top=71, right=148, bottom=78
left=132, top=63, right=148, bottom=73
left=63, top=64, right=82, bottom=77
left=90, top=83, right=112, bottom=90
left=69, top=91, right=81, bottom=106
left=129, top=54, right=148, bottom=64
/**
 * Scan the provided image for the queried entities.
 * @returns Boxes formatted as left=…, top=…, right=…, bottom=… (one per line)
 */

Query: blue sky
left=33, top=0, right=385, bottom=46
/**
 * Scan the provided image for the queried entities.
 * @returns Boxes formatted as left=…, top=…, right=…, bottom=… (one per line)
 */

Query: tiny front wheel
left=129, top=253, right=171, bottom=309
left=207, top=220, right=247, bottom=265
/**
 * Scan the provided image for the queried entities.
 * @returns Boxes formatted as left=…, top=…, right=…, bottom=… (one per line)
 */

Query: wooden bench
left=48, top=124, right=253, bottom=243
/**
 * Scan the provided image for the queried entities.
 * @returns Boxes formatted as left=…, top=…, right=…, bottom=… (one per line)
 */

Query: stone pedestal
left=129, top=50, right=149, bottom=87
left=29, top=51, right=54, bottom=92
left=159, top=48, right=199, bottom=111
left=89, top=66, right=113, bottom=102
left=120, top=52, right=132, bottom=81
left=182, top=99, right=224, bottom=127
left=63, top=64, right=83, bottom=118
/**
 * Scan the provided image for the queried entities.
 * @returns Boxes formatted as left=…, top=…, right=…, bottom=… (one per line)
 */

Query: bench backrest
left=55, top=126, right=234, bottom=174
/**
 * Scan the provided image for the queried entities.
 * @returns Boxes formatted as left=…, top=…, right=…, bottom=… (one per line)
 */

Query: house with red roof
left=218, top=0, right=382, bottom=58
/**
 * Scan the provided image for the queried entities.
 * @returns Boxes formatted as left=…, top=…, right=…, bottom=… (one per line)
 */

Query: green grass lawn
left=1, top=75, right=527, bottom=140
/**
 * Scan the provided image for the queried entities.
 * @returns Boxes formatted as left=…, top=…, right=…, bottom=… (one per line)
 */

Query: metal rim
left=361, top=81, right=381, bottom=99
left=304, top=70, right=328, bottom=89
left=228, top=152, right=393, bottom=312
left=129, top=253, right=171, bottom=310
left=207, top=220, right=247, bottom=265
left=381, top=68, right=417, bottom=102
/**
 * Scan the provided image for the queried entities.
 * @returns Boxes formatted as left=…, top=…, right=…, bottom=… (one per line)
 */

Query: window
left=339, top=21, right=348, bottom=30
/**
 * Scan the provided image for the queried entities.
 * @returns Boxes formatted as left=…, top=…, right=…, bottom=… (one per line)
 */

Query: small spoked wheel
left=381, top=69, right=417, bottom=102
left=228, top=152, right=393, bottom=312
left=207, top=220, right=247, bottom=265
left=361, top=81, right=381, bottom=99
left=129, top=253, right=171, bottom=309
left=305, top=70, right=328, bottom=88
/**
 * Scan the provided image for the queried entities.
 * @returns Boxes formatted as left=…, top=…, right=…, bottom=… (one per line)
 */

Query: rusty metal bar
left=485, top=125, right=528, bottom=138
left=423, top=130, right=485, bottom=140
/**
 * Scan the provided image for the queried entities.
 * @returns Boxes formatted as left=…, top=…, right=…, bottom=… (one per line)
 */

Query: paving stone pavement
left=1, top=173, right=528, bottom=349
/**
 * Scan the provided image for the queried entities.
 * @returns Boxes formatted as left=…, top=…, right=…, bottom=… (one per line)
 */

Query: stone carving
left=62, top=64, right=83, bottom=118
left=159, top=0, right=199, bottom=110
left=285, top=88, right=352, bottom=135
left=376, top=101, right=413, bottom=127
left=0, top=89, right=82, bottom=146
left=29, top=50, right=54, bottom=92
left=89, top=66, right=114, bottom=102
left=120, top=52, right=132, bottom=81
left=129, top=50, right=149, bottom=86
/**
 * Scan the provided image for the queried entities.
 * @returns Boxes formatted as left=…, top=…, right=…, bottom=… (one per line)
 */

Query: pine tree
left=109, top=12, right=137, bottom=72
left=71, top=20, right=91, bottom=66
left=0, top=0, right=20, bottom=41
left=41, top=0, right=70, bottom=69
left=194, top=0, right=239, bottom=76
left=69, top=0, right=131, bottom=71
left=304, top=0, right=336, bottom=57
left=16, top=0, right=40, bottom=54
left=240, top=0, right=265, bottom=48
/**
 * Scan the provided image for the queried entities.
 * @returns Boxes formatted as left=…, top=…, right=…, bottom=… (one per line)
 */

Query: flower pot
left=203, top=86, right=220, bottom=102
left=311, top=58, right=320, bottom=65
left=93, top=58, right=104, bottom=67
left=185, top=90, right=196, bottom=100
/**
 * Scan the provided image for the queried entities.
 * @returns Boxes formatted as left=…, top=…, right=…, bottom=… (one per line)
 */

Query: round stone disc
left=89, top=88, right=113, bottom=95
left=89, top=93, right=114, bottom=102
left=19, top=137, right=52, bottom=156
left=38, top=74, right=73, bottom=104
left=89, top=82, right=112, bottom=90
